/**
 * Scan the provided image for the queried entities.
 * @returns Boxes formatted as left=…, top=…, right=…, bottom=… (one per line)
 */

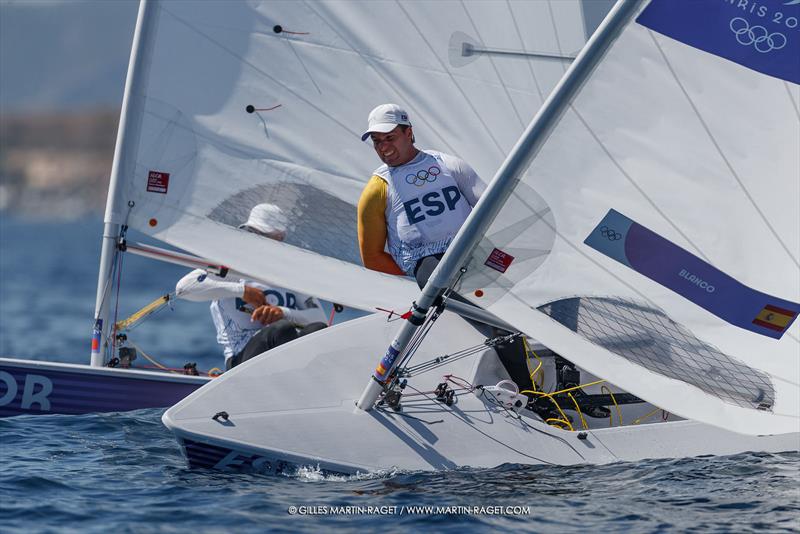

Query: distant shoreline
left=0, top=108, right=118, bottom=219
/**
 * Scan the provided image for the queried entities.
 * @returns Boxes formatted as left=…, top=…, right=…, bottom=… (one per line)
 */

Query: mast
left=356, top=0, right=644, bottom=409
left=90, top=0, right=154, bottom=366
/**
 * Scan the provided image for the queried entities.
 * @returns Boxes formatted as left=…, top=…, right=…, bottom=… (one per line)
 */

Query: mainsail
left=452, top=0, right=800, bottom=435
left=105, top=0, right=607, bottom=314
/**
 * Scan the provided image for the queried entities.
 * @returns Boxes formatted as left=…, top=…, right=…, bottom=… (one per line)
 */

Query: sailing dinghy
left=164, top=0, right=800, bottom=472
left=1, top=0, right=599, bottom=416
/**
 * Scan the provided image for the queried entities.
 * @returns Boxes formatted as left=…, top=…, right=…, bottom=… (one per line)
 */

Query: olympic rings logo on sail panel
left=405, top=166, right=441, bottom=187
left=729, top=17, right=787, bottom=53
left=600, top=226, right=622, bottom=241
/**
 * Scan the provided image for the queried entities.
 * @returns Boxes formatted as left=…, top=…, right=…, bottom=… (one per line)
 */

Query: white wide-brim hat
left=239, top=203, right=288, bottom=235
left=361, top=103, right=411, bottom=141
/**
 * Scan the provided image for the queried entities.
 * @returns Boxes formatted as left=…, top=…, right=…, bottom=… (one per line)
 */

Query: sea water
left=1, top=217, right=798, bottom=533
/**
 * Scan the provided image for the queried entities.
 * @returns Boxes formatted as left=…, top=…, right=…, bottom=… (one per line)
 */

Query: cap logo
left=361, top=103, right=412, bottom=141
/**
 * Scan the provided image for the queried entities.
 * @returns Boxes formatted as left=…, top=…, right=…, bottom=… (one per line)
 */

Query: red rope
left=137, top=365, right=188, bottom=372
left=375, top=307, right=413, bottom=321
left=136, top=364, right=219, bottom=377
left=444, top=374, right=476, bottom=392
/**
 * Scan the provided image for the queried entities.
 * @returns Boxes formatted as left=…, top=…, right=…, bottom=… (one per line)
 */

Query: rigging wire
left=367, top=262, right=664, bottom=434
left=390, top=299, right=445, bottom=380
left=394, top=269, right=472, bottom=378
left=400, top=381, right=564, bottom=463
left=110, top=243, right=125, bottom=360
left=96, top=202, right=135, bottom=362
left=401, top=343, right=488, bottom=377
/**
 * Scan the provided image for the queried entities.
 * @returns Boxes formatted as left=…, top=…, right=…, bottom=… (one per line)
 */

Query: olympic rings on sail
left=600, top=225, right=622, bottom=241
left=405, top=166, right=441, bottom=187
left=729, top=17, right=787, bottom=54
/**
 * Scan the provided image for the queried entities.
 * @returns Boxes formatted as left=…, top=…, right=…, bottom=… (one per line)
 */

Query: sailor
left=176, top=203, right=327, bottom=370
left=357, top=103, right=486, bottom=285
left=357, top=104, right=537, bottom=391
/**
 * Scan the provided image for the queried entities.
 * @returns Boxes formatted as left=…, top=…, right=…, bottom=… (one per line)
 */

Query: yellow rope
left=520, top=389, right=574, bottom=431
left=545, top=418, right=573, bottom=431
left=516, top=352, right=668, bottom=431
left=115, top=294, right=171, bottom=331
left=631, top=407, right=662, bottom=425
left=601, top=385, right=622, bottom=427
left=567, top=392, right=588, bottom=430
left=516, top=352, right=651, bottom=433
left=550, top=379, right=606, bottom=396
left=518, top=356, right=606, bottom=432
left=522, top=337, right=544, bottom=391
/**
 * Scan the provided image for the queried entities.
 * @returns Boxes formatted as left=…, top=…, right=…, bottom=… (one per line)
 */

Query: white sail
left=109, top=0, right=603, bottom=311
left=456, top=0, right=800, bottom=435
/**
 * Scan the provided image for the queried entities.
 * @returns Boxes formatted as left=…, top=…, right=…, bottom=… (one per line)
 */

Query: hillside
left=0, top=109, right=119, bottom=218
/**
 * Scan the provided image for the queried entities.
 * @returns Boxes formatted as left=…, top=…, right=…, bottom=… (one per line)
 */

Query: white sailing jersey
left=176, top=270, right=327, bottom=361
left=373, top=150, right=485, bottom=274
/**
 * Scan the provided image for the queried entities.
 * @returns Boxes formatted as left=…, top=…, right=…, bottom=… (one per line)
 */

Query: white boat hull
left=162, top=312, right=800, bottom=475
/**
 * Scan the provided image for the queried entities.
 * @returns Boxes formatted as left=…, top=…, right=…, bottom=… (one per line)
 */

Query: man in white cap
left=176, top=203, right=327, bottom=369
left=358, top=104, right=537, bottom=397
left=357, top=103, right=486, bottom=286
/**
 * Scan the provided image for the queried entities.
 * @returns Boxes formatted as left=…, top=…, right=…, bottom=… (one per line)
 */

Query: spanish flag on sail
left=752, top=305, right=798, bottom=334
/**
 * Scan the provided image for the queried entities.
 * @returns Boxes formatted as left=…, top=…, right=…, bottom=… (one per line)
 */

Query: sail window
left=538, top=297, right=776, bottom=412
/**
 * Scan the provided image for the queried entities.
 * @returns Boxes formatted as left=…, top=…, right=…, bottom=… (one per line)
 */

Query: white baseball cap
left=360, top=103, right=411, bottom=141
left=239, top=203, right=288, bottom=235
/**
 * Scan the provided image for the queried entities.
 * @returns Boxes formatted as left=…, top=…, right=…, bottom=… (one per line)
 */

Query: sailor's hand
left=251, top=305, right=284, bottom=325
left=242, top=285, right=266, bottom=307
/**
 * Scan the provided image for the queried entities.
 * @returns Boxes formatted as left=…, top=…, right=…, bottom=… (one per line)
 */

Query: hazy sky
left=0, top=0, right=615, bottom=115
left=0, top=0, right=139, bottom=114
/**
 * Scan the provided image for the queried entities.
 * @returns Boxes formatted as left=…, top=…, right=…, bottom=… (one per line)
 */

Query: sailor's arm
left=281, top=295, right=328, bottom=326
left=175, top=269, right=265, bottom=307
left=357, top=176, right=405, bottom=275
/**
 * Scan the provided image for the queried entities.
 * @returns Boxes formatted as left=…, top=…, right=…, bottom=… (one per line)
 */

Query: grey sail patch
left=537, top=297, right=775, bottom=412
left=208, top=182, right=361, bottom=265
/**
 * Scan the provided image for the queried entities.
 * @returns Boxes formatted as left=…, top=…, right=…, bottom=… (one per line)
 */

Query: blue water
left=1, top=217, right=799, bottom=532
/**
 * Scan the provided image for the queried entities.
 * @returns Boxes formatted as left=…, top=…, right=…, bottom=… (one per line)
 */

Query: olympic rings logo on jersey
left=600, top=225, right=622, bottom=241
left=729, top=17, right=787, bottom=53
left=405, top=166, right=441, bottom=187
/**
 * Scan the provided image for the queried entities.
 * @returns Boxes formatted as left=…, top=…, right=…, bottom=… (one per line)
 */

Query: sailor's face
left=370, top=126, right=415, bottom=167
